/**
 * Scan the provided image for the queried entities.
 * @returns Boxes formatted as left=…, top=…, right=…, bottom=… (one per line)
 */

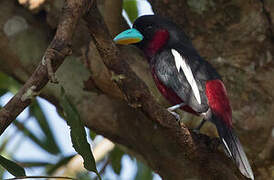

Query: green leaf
left=0, top=136, right=9, bottom=153
left=0, top=72, right=21, bottom=94
left=29, top=99, right=61, bottom=154
left=134, top=161, right=153, bottom=180
left=46, top=155, right=74, bottom=175
left=109, top=147, right=124, bottom=175
left=89, top=130, right=97, bottom=141
left=0, top=166, right=4, bottom=179
left=0, top=155, right=26, bottom=177
left=123, top=0, right=138, bottom=23
left=0, top=88, right=8, bottom=97
left=60, top=87, right=101, bottom=180
left=13, top=120, right=57, bottom=155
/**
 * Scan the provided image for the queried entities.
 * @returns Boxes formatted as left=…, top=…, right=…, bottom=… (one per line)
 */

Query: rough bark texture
left=0, top=0, right=273, bottom=179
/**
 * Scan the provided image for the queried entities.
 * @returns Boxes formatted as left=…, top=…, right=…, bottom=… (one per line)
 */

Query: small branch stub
left=20, top=86, right=39, bottom=101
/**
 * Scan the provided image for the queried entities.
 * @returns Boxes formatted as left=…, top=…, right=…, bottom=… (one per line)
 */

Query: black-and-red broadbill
left=114, top=15, right=254, bottom=180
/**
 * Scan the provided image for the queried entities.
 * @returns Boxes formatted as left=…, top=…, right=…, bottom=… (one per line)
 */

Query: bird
left=113, top=15, right=254, bottom=180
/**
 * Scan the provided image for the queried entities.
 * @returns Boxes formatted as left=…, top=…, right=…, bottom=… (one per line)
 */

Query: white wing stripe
left=171, top=49, right=201, bottom=104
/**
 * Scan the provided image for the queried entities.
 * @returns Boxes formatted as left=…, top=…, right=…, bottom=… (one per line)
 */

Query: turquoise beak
left=113, top=28, right=143, bottom=45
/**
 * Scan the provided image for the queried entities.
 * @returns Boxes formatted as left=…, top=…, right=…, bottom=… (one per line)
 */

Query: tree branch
left=99, top=0, right=126, bottom=37
left=0, top=0, right=93, bottom=135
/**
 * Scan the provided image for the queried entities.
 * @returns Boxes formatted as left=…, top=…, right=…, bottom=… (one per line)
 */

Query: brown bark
left=0, top=0, right=273, bottom=179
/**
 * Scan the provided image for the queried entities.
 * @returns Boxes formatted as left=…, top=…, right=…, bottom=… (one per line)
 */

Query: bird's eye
left=144, top=26, right=153, bottom=34
left=146, top=26, right=153, bottom=30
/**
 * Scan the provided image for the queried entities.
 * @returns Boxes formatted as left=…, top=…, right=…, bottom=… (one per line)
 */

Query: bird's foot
left=167, top=103, right=184, bottom=121
left=167, top=110, right=181, bottom=121
left=193, top=118, right=207, bottom=133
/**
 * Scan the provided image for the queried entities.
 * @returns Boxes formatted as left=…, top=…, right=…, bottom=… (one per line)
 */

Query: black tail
left=212, top=115, right=254, bottom=180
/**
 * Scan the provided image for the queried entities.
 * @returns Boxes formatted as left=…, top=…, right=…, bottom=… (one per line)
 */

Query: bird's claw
left=167, top=103, right=184, bottom=121
left=167, top=109, right=181, bottom=121
left=193, top=118, right=207, bottom=133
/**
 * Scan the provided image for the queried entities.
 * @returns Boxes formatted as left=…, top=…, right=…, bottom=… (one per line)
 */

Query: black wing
left=154, top=48, right=219, bottom=113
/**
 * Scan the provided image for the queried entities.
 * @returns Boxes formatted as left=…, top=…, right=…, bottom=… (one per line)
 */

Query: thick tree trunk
left=0, top=0, right=273, bottom=179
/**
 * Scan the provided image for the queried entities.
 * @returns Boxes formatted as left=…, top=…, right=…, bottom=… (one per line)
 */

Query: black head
left=132, top=15, right=192, bottom=49
left=114, top=15, right=194, bottom=58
